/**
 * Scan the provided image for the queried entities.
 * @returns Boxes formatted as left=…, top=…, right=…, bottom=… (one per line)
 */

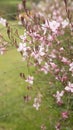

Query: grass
left=0, top=0, right=20, bottom=19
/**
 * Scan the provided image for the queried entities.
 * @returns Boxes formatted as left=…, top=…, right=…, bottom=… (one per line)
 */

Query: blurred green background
left=0, top=0, right=39, bottom=20
left=0, top=0, right=21, bottom=19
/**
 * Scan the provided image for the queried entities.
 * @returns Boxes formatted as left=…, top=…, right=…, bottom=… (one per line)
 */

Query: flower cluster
left=17, top=0, right=73, bottom=129
left=1, top=0, right=73, bottom=129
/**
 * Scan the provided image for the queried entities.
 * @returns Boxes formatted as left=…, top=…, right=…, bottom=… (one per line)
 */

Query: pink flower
left=61, top=111, right=68, bottom=119
left=49, top=20, right=60, bottom=33
left=54, top=68, right=60, bottom=74
left=65, top=82, right=73, bottom=93
left=49, top=49, right=57, bottom=59
left=31, top=51, right=39, bottom=59
left=61, top=57, right=70, bottom=64
left=50, top=62, right=57, bottom=69
left=61, top=74, right=68, bottom=82
left=48, top=35, right=54, bottom=41
left=39, top=45, right=45, bottom=56
left=25, top=75, right=34, bottom=85
left=17, top=42, right=26, bottom=52
left=41, top=62, right=49, bottom=74
left=53, top=91, right=64, bottom=105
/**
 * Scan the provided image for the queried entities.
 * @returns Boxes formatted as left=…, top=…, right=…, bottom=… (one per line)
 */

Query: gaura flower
left=62, top=19, right=69, bottom=28
left=69, top=62, right=73, bottom=76
left=25, top=75, right=34, bottom=85
left=53, top=91, right=64, bottom=105
left=65, top=82, right=73, bottom=93
left=33, top=97, right=40, bottom=110
left=49, top=20, right=60, bottom=33
left=41, top=62, right=49, bottom=74
left=17, top=42, right=26, bottom=52
left=33, top=93, right=42, bottom=110
left=61, top=111, right=69, bottom=119
left=0, top=17, right=7, bottom=26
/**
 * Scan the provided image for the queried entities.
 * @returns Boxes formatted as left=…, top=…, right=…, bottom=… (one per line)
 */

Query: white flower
left=53, top=91, right=64, bottom=104
left=33, top=98, right=40, bottom=110
left=0, top=17, right=7, bottom=26
left=33, top=97, right=40, bottom=110
left=62, top=20, right=69, bottom=28
left=39, top=45, right=45, bottom=56
left=41, top=62, right=49, bottom=74
left=49, top=20, right=60, bottom=32
left=69, top=62, right=73, bottom=76
left=65, top=82, right=73, bottom=93
left=33, top=93, right=42, bottom=110
left=20, top=32, right=27, bottom=42
left=25, top=75, right=34, bottom=85
left=17, top=42, right=26, bottom=52
left=48, top=35, right=53, bottom=41
left=37, top=57, right=43, bottom=64
left=0, top=47, right=6, bottom=55
left=31, top=46, right=44, bottom=64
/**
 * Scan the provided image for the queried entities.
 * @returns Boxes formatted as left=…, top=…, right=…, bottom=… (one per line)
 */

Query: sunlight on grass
left=0, top=46, right=58, bottom=130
